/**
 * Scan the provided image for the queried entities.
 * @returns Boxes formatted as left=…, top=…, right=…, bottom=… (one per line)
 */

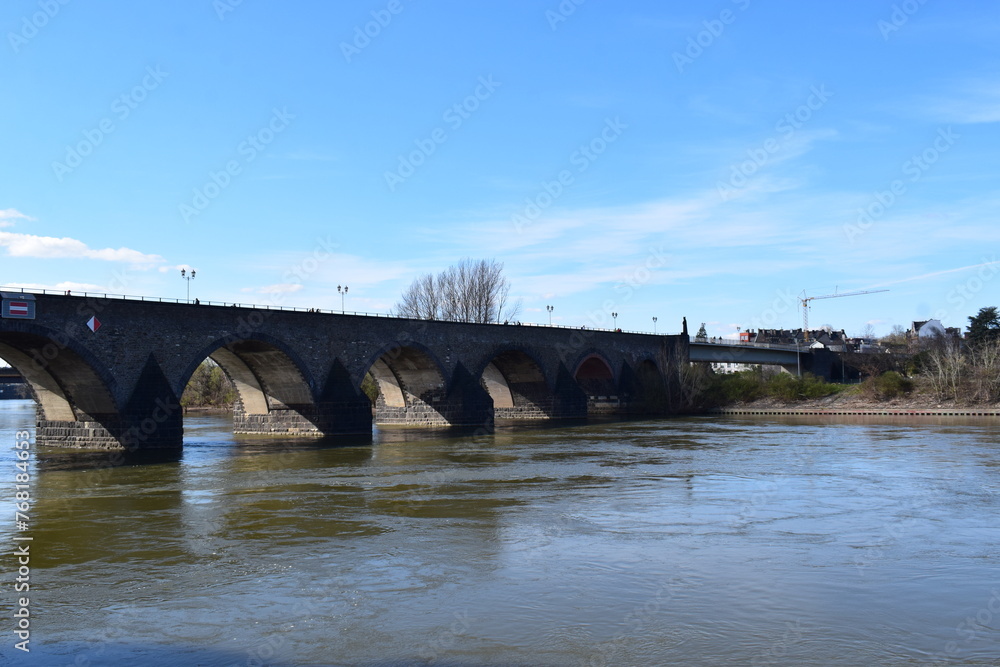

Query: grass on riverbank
left=688, top=365, right=1000, bottom=411
left=696, top=368, right=850, bottom=407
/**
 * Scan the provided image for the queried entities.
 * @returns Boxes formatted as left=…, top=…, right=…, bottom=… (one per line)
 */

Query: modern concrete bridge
left=690, top=340, right=802, bottom=367
left=689, top=340, right=839, bottom=379
left=0, top=291, right=687, bottom=449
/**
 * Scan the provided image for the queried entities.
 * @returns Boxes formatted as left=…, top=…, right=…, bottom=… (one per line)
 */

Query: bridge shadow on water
left=32, top=447, right=184, bottom=472
left=33, top=415, right=679, bottom=471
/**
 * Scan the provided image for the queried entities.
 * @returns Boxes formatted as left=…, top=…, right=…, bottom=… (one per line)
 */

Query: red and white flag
left=87, top=316, right=101, bottom=333
left=9, top=302, right=28, bottom=316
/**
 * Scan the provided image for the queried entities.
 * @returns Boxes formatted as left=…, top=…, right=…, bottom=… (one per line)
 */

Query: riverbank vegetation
left=181, top=360, right=237, bottom=409
left=685, top=339, right=1000, bottom=410
left=681, top=366, right=848, bottom=410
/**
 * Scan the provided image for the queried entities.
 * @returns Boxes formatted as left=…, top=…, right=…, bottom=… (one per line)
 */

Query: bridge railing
left=0, top=285, right=679, bottom=337
left=690, top=338, right=805, bottom=352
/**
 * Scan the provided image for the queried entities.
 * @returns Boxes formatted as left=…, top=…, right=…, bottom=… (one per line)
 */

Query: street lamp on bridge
left=546, top=305, right=554, bottom=326
left=652, top=316, right=658, bottom=334
left=612, top=312, right=618, bottom=330
left=338, top=285, right=348, bottom=312
left=180, top=268, right=196, bottom=302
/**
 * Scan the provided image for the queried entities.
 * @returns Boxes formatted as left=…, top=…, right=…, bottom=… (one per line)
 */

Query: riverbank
left=708, top=386, right=1000, bottom=416
left=181, top=405, right=232, bottom=414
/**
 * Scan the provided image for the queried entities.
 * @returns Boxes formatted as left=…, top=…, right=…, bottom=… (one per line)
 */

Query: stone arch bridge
left=0, top=293, right=687, bottom=449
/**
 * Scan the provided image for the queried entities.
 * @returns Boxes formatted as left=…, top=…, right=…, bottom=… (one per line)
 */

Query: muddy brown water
left=1, top=399, right=998, bottom=665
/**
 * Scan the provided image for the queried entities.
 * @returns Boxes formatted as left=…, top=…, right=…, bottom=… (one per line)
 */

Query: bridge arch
left=0, top=327, right=120, bottom=446
left=362, top=343, right=450, bottom=425
left=475, top=349, right=552, bottom=419
left=572, top=352, right=618, bottom=415
left=182, top=336, right=319, bottom=436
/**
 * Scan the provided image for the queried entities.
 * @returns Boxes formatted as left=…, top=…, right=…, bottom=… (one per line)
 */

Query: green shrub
left=862, top=371, right=914, bottom=400
left=762, top=372, right=841, bottom=401
left=181, top=360, right=237, bottom=408
left=765, top=372, right=800, bottom=400
left=361, top=372, right=380, bottom=403
left=689, top=367, right=845, bottom=407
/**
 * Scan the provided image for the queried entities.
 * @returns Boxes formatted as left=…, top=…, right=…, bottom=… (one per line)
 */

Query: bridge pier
left=551, top=368, right=589, bottom=419
left=232, top=399, right=373, bottom=436
left=35, top=406, right=123, bottom=449
left=373, top=380, right=494, bottom=428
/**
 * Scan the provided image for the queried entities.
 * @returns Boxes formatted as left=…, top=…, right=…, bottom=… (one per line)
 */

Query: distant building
left=911, top=319, right=946, bottom=338
left=909, top=319, right=962, bottom=345
left=751, top=328, right=848, bottom=349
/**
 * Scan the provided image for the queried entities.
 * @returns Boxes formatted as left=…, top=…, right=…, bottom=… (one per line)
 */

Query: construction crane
left=800, top=289, right=889, bottom=342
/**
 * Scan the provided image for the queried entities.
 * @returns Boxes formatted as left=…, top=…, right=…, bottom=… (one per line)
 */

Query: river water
left=1, top=398, right=999, bottom=666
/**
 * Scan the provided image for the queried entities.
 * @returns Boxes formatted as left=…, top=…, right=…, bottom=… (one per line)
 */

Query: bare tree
left=923, top=339, right=966, bottom=401
left=881, top=324, right=909, bottom=347
left=394, top=258, right=521, bottom=324
left=396, top=273, right=439, bottom=320
left=968, top=339, right=1000, bottom=402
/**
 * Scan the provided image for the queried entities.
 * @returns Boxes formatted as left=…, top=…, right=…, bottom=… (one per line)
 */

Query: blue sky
left=1, top=0, right=998, bottom=338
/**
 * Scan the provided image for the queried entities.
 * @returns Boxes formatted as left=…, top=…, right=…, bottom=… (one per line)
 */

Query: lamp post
left=338, top=285, right=348, bottom=313
left=652, top=316, right=658, bottom=334
left=180, top=268, right=196, bottom=302
left=546, top=305, right=554, bottom=325
left=796, top=338, right=801, bottom=378
left=612, top=312, right=618, bottom=330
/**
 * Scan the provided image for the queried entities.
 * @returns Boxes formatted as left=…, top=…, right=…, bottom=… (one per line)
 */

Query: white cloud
left=159, top=264, right=197, bottom=273
left=869, top=259, right=1000, bottom=288
left=0, top=209, right=33, bottom=228
left=918, top=80, right=1000, bottom=124
left=0, top=231, right=164, bottom=266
